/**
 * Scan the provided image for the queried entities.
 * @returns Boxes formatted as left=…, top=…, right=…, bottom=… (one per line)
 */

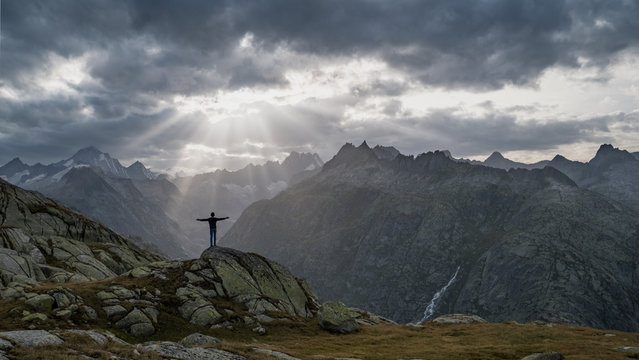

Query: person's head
left=210, top=212, right=215, bottom=217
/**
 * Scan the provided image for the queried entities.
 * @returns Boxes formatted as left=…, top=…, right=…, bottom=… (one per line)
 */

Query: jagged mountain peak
left=440, top=150, right=453, bottom=159
left=65, top=146, right=128, bottom=178
left=127, top=160, right=155, bottom=180
left=551, top=154, right=568, bottom=162
left=372, top=145, right=401, bottom=160
left=596, top=143, right=616, bottom=153
left=70, top=146, right=107, bottom=161
left=328, top=142, right=403, bottom=167
left=281, top=151, right=324, bottom=171
left=589, top=143, right=636, bottom=168
left=6, top=157, right=25, bottom=166
left=486, top=151, right=505, bottom=161
left=0, top=157, right=28, bottom=175
left=324, top=142, right=379, bottom=170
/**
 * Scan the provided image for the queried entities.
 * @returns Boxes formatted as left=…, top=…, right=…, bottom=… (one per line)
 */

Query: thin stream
left=418, top=266, right=461, bottom=324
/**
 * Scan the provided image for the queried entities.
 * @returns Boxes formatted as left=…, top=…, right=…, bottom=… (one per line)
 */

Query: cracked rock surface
left=167, top=246, right=319, bottom=328
left=0, top=178, right=162, bottom=287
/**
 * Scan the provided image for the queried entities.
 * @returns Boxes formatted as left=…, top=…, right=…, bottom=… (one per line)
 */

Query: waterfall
left=418, top=266, right=461, bottom=324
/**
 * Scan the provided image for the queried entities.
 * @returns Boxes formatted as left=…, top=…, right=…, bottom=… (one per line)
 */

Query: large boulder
left=197, top=247, right=318, bottom=319
left=317, top=301, right=359, bottom=334
left=0, top=330, right=64, bottom=347
left=115, top=308, right=155, bottom=337
left=25, top=294, right=55, bottom=313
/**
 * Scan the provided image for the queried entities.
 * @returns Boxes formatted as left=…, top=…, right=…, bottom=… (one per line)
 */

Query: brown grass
left=214, top=321, right=639, bottom=360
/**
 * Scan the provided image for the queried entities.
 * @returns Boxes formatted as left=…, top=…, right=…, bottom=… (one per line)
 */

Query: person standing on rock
left=197, top=212, right=229, bottom=247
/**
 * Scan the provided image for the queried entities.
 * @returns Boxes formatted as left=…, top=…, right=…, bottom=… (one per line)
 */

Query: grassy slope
left=217, top=321, right=639, bottom=360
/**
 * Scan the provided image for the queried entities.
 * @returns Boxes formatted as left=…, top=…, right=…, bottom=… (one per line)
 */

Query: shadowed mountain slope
left=223, top=142, right=639, bottom=331
left=547, top=144, right=639, bottom=213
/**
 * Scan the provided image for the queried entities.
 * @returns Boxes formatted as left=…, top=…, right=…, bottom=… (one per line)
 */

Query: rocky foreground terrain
left=0, top=177, right=388, bottom=359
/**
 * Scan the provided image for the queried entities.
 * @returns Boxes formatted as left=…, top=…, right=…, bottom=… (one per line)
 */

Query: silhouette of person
left=196, top=212, right=229, bottom=247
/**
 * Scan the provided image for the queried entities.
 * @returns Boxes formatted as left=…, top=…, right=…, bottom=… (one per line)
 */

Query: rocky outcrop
left=123, top=247, right=320, bottom=329
left=1, top=186, right=321, bottom=339
left=95, top=284, right=161, bottom=336
left=317, top=301, right=359, bottom=334
left=1, top=247, right=320, bottom=340
left=224, top=142, right=639, bottom=331
left=0, top=178, right=162, bottom=287
left=8, top=285, right=99, bottom=324
left=201, top=247, right=317, bottom=318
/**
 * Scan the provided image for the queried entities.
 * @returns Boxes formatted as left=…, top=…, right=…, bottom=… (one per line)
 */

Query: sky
left=1, top=0, right=638, bottom=174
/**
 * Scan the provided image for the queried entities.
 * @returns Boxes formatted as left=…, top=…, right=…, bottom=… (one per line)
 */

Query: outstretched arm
left=196, top=218, right=205, bottom=221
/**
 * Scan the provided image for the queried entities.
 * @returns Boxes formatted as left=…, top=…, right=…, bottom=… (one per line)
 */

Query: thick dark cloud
left=4, top=0, right=639, bottom=89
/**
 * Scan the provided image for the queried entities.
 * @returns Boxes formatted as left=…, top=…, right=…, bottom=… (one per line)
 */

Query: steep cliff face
left=223, top=142, right=639, bottom=330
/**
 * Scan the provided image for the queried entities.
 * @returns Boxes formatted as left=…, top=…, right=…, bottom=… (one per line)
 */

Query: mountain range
left=3, top=164, right=627, bottom=360
left=462, top=144, right=639, bottom=214
left=0, top=147, right=323, bottom=258
left=0, top=146, right=156, bottom=189
left=223, top=141, right=639, bottom=331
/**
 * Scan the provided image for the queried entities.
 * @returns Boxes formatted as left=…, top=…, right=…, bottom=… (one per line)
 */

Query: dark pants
left=209, top=227, right=217, bottom=247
